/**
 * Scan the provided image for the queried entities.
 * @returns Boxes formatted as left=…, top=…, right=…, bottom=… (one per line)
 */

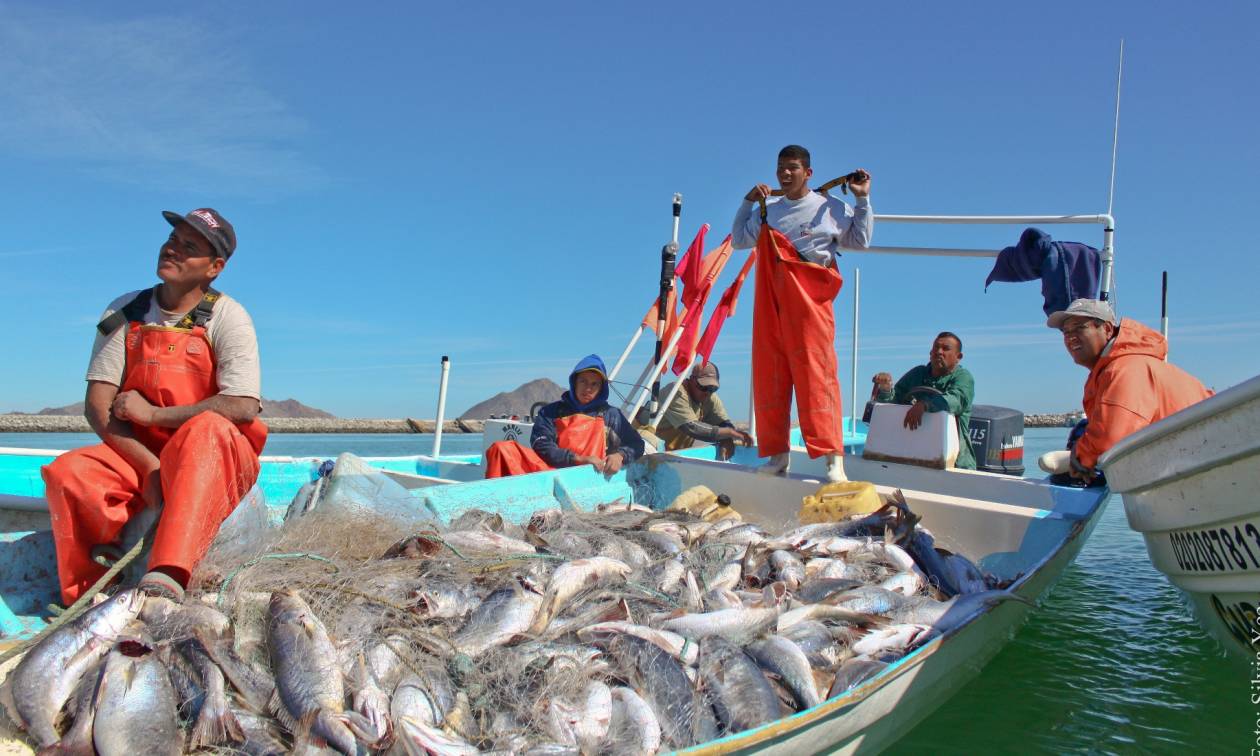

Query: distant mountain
left=23, top=398, right=335, bottom=419
left=460, top=378, right=565, bottom=419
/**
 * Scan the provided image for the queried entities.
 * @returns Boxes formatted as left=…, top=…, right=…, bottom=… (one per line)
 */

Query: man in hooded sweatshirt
left=484, top=354, right=645, bottom=478
left=1048, top=298, right=1213, bottom=482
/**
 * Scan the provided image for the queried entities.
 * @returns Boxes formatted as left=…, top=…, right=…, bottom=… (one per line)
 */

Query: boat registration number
left=1166, top=522, right=1260, bottom=574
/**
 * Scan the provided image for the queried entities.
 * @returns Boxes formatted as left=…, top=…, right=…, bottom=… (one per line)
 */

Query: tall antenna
left=1107, top=39, right=1125, bottom=216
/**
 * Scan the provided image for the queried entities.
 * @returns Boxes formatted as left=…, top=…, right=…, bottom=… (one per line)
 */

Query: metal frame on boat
left=1100, top=373, right=1260, bottom=661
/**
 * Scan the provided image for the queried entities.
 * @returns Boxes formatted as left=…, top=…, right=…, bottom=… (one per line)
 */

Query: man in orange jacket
left=1048, top=298, right=1212, bottom=482
left=42, top=208, right=267, bottom=604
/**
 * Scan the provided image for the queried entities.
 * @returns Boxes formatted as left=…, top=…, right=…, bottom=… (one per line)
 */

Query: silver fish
left=578, top=622, right=700, bottom=665
left=2, top=588, right=144, bottom=747
left=93, top=638, right=181, bottom=756
left=698, top=636, right=780, bottom=735
left=397, top=715, right=481, bottom=756
left=661, top=606, right=779, bottom=644
left=412, top=583, right=481, bottom=620
left=140, top=595, right=232, bottom=640
left=346, top=651, right=392, bottom=749
left=528, top=557, right=632, bottom=635
left=768, top=550, right=805, bottom=590
left=267, top=590, right=358, bottom=755
left=179, top=637, right=246, bottom=749
left=452, top=581, right=544, bottom=656
left=606, top=686, right=661, bottom=756
left=390, top=670, right=453, bottom=731
left=607, top=635, right=717, bottom=748
left=193, top=629, right=276, bottom=715
left=851, top=623, right=935, bottom=656
left=779, top=620, right=846, bottom=668
left=827, top=659, right=888, bottom=697
left=746, top=635, right=822, bottom=710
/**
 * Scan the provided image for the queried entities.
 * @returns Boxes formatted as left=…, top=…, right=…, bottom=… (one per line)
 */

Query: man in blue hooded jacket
left=484, top=355, right=645, bottom=478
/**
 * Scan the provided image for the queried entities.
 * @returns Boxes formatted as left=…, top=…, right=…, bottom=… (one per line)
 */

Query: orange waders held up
left=43, top=303, right=267, bottom=605
left=484, top=414, right=605, bottom=478
left=752, top=223, right=845, bottom=458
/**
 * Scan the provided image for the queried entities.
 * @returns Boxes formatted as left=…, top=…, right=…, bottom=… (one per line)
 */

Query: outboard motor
left=968, top=405, right=1025, bottom=476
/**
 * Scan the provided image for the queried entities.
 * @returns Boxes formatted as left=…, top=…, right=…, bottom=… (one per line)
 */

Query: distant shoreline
left=0, top=413, right=1082, bottom=434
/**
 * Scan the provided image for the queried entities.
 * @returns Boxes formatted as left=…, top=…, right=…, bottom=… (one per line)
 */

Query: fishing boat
left=1099, top=373, right=1260, bottom=661
left=0, top=443, right=1107, bottom=753
left=0, top=203, right=1116, bottom=750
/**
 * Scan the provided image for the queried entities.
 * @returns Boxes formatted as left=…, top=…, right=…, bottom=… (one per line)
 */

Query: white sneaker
left=757, top=452, right=790, bottom=476
left=825, top=453, right=847, bottom=482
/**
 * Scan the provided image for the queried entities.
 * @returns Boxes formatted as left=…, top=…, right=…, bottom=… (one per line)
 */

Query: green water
left=3, top=429, right=1249, bottom=752
left=892, top=430, right=1248, bottom=754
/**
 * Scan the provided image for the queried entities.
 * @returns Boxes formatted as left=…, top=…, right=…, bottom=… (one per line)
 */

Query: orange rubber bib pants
left=43, top=320, right=267, bottom=604
left=752, top=223, right=845, bottom=458
left=484, top=414, right=605, bottom=478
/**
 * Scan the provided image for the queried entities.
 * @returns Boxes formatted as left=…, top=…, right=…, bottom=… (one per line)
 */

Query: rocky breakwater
left=1024, top=411, right=1087, bottom=428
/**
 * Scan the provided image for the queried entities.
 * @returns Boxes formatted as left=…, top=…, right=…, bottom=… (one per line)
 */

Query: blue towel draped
left=985, top=228, right=1102, bottom=316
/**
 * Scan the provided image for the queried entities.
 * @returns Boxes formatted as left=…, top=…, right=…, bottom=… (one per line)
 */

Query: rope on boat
left=0, top=521, right=157, bottom=666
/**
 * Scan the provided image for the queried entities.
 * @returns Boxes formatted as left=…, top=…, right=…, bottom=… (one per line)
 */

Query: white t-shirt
left=731, top=192, right=873, bottom=267
left=86, top=288, right=262, bottom=401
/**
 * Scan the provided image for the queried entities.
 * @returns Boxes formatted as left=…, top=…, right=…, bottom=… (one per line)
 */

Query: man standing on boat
left=42, top=208, right=267, bottom=605
left=1048, top=298, right=1211, bottom=483
left=732, top=145, right=872, bottom=481
left=653, top=362, right=754, bottom=460
left=874, top=332, right=977, bottom=470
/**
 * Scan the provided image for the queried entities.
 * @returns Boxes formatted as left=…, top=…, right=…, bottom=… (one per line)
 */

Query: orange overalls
left=42, top=290, right=267, bottom=604
left=752, top=222, right=845, bottom=458
left=484, top=414, right=605, bottom=478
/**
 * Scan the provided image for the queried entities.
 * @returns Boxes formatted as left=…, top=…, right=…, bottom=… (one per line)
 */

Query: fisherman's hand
left=572, top=454, right=601, bottom=468
left=1067, top=452, right=1097, bottom=482
left=112, top=390, right=157, bottom=425
left=871, top=372, right=893, bottom=398
left=736, top=430, right=754, bottom=447
left=744, top=184, right=772, bottom=202
left=904, top=401, right=927, bottom=430
left=848, top=168, right=871, bottom=198
left=601, top=453, right=625, bottom=476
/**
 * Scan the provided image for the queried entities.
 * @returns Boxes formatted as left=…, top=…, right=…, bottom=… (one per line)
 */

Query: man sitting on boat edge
left=648, top=362, right=753, bottom=460
left=41, top=208, right=267, bottom=605
left=872, top=332, right=977, bottom=470
left=484, top=354, right=645, bottom=478
left=1047, top=298, right=1212, bottom=483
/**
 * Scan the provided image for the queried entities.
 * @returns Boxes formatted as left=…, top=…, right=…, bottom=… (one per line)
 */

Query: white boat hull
left=1100, top=373, right=1260, bottom=661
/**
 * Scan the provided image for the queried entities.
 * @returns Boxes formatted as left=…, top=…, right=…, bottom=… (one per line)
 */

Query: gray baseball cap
left=1047, top=298, right=1118, bottom=329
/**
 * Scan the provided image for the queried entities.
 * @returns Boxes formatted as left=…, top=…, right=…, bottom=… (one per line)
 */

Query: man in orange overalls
left=42, top=208, right=267, bottom=604
left=732, top=145, right=873, bottom=481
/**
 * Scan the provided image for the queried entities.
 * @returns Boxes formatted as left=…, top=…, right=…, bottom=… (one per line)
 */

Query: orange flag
left=671, top=235, right=733, bottom=374
left=692, top=249, right=755, bottom=365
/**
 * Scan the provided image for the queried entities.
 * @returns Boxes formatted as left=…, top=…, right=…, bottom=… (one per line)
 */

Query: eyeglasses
left=697, top=385, right=717, bottom=393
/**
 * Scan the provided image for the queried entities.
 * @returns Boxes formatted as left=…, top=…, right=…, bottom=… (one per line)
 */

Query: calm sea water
left=1, top=429, right=1248, bottom=752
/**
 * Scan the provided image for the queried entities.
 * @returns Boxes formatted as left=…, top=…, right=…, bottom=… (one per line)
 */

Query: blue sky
left=2, top=1, right=1257, bottom=419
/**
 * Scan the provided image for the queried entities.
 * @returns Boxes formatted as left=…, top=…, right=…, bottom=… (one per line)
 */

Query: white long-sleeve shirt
left=731, top=191, right=873, bottom=267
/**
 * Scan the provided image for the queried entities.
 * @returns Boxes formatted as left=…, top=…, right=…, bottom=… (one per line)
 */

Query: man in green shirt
left=874, top=332, right=976, bottom=469
left=655, top=363, right=753, bottom=459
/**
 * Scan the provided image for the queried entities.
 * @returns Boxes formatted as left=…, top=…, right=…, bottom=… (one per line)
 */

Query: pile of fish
left=0, top=491, right=1016, bottom=755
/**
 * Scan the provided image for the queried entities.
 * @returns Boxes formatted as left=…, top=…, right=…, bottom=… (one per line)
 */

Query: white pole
left=608, top=324, right=648, bottom=383
left=748, top=367, right=756, bottom=446
left=628, top=325, right=688, bottom=424
left=651, top=353, right=700, bottom=428
left=850, top=268, right=860, bottom=435
left=432, top=355, right=450, bottom=457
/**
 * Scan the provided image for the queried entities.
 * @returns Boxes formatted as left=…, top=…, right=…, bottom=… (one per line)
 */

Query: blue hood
left=563, top=354, right=610, bottom=412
